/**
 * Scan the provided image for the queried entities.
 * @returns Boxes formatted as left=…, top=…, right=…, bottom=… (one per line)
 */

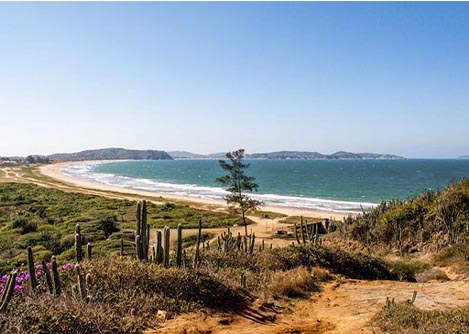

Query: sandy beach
left=38, top=161, right=351, bottom=220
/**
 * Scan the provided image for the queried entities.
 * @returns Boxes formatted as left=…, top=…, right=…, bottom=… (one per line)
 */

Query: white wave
left=60, top=162, right=377, bottom=213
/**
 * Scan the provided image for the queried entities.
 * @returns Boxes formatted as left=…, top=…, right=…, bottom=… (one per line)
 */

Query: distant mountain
left=205, top=152, right=227, bottom=159
left=49, top=148, right=173, bottom=161
left=167, top=151, right=206, bottom=159
left=328, top=151, right=363, bottom=159
left=168, top=150, right=404, bottom=160
left=460, top=156, right=469, bottom=159
left=247, top=151, right=326, bottom=159
left=359, top=153, right=405, bottom=159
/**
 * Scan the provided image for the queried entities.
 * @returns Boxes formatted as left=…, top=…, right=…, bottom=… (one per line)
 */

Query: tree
left=216, top=149, right=262, bottom=235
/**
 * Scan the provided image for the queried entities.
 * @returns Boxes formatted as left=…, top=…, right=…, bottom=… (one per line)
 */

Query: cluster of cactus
left=218, top=228, right=256, bottom=254
left=135, top=201, right=150, bottom=261
left=74, top=223, right=92, bottom=261
left=151, top=225, right=173, bottom=267
left=25, top=247, right=61, bottom=296
left=74, top=263, right=92, bottom=302
left=294, top=216, right=323, bottom=246
left=147, top=222, right=187, bottom=268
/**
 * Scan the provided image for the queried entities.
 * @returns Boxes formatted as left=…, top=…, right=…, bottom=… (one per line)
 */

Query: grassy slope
left=0, top=182, right=248, bottom=273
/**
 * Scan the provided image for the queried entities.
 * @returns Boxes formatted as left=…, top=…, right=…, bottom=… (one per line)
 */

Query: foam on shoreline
left=60, top=161, right=377, bottom=214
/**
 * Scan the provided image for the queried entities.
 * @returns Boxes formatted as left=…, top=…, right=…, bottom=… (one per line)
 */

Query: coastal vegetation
left=343, top=178, right=469, bottom=271
left=1, top=167, right=469, bottom=333
left=0, top=182, right=248, bottom=273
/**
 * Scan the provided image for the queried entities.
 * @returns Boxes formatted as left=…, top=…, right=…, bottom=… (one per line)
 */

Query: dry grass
left=415, top=268, right=449, bottom=283
left=373, top=303, right=469, bottom=334
left=271, top=266, right=320, bottom=298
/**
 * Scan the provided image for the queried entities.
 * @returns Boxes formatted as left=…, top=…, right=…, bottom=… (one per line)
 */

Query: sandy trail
left=150, top=277, right=469, bottom=334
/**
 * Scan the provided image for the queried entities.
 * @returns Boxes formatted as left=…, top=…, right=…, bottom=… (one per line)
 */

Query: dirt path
left=150, top=277, right=469, bottom=334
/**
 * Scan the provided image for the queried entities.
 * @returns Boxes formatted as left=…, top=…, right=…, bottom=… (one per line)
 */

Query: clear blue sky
left=0, top=2, right=468, bottom=158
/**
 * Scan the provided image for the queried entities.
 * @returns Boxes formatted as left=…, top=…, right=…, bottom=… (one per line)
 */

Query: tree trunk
left=242, top=208, right=248, bottom=236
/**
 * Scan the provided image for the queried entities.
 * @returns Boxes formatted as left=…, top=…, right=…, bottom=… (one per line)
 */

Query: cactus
left=243, top=235, right=248, bottom=253
left=0, top=271, right=18, bottom=312
left=221, top=228, right=234, bottom=252
left=141, top=201, right=147, bottom=259
left=236, top=232, right=242, bottom=251
left=85, top=273, right=92, bottom=301
left=135, top=201, right=150, bottom=261
left=294, top=222, right=301, bottom=244
left=249, top=233, right=255, bottom=254
left=42, top=260, right=53, bottom=294
left=27, top=247, right=37, bottom=290
left=51, top=256, right=61, bottom=297
left=75, top=224, right=83, bottom=263
left=156, top=230, right=163, bottom=264
left=120, top=238, right=124, bottom=257
left=75, top=263, right=86, bottom=300
left=136, top=202, right=141, bottom=236
left=135, top=235, right=142, bottom=260
left=300, top=216, right=306, bottom=244
left=87, top=242, right=92, bottom=261
left=176, top=224, right=182, bottom=267
left=146, top=223, right=150, bottom=261
left=240, top=272, right=247, bottom=289
left=163, top=226, right=170, bottom=268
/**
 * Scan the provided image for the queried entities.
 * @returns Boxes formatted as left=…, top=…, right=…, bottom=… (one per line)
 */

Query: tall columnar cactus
left=75, top=223, right=83, bottom=263
left=240, top=272, right=247, bottom=289
left=156, top=230, right=163, bottom=264
left=300, top=216, right=306, bottom=244
left=163, top=226, right=170, bottom=268
left=87, top=242, right=92, bottom=261
left=0, top=271, right=18, bottom=312
left=249, top=233, right=255, bottom=254
left=221, top=228, right=233, bottom=253
left=294, top=222, right=301, bottom=244
left=136, top=202, right=141, bottom=236
left=85, top=273, right=92, bottom=302
left=135, top=201, right=150, bottom=261
left=27, top=247, right=37, bottom=290
left=41, top=260, right=53, bottom=294
left=135, top=235, right=142, bottom=260
left=176, top=224, right=182, bottom=267
left=236, top=232, right=242, bottom=251
left=51, top=256, right=61, bottom=297
left=146, top=223, right=150, bottom=260
left=75, top=263, right=86, bottom=300
left=141, top=200, right=147, bottom=260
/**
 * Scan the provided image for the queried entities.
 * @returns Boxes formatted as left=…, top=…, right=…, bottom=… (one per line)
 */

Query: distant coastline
left=38, top=161, right=352, bottom=220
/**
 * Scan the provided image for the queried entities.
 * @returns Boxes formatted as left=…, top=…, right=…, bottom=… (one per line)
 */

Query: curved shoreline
left=38, top=161, right=353, bottom=220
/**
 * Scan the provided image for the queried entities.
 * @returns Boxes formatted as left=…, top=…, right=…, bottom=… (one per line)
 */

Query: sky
left=0, top=2, right=468, bottom=158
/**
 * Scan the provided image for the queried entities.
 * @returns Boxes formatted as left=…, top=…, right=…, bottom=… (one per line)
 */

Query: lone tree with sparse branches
left=216, top=149, right=263, bottom=236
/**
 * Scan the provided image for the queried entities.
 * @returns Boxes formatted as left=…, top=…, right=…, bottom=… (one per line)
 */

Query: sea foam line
left=60, top=162, right=377, bottom=213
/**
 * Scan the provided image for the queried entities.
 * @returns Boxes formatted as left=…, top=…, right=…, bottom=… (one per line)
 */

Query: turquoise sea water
left=61, top=159, right=469, bottom=213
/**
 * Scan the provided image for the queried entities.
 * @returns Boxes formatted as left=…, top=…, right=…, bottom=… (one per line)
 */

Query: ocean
left=61, top=159, right=469, bottom=213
